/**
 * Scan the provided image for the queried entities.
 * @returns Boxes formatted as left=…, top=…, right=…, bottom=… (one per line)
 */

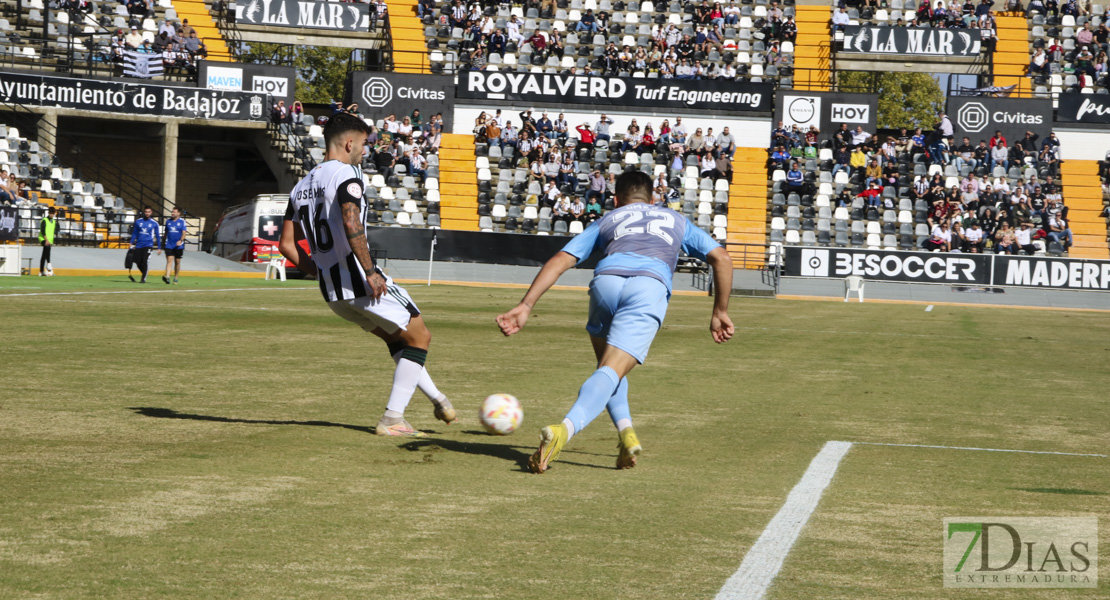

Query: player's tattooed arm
left=341, top=202, right=375, bottom=271
left=341, top=202, right=386, bottom=299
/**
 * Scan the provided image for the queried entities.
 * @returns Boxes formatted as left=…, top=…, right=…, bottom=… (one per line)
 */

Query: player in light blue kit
left=497, top=171, right=734, bottom=473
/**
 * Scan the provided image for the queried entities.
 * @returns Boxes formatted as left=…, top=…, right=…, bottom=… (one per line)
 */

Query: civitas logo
left=957, top=102, right=989, bottom=132
left=787, top=97, right=818, bottom=124
left=361, top=77, right=393, bottom=108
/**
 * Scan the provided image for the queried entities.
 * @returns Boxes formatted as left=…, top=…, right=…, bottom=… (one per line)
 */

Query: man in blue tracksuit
left=162, top=206, right=187, bottom=284
left=129, top=206, right=161, bottom=283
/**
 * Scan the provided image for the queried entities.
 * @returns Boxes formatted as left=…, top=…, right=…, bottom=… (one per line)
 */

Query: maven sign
left=841, top=26, right=981, bottom=56
left=783, top=247, right=1110, bottom=291
left=0, top=70, right=267, bottom=121
left=457, top=71, right=773, bottom=112
left=233, top=0, right=370, bottom=31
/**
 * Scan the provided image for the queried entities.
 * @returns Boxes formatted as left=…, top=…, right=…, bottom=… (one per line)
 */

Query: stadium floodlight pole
left=427, top=232, right=437, bottom=286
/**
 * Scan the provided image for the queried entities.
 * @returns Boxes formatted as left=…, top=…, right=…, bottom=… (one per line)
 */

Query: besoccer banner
left=0, top=71, right=268, bottom=122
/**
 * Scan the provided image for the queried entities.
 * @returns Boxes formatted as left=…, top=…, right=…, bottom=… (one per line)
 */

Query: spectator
left=125, top=26, right=143, bottom=49
left=994, top=221, right=1017, bottom=254
left=271, top=100, right=289, bottom=124
left=1014, top=221, right=1037, bottom=254
left=409, top=149, right=427, bottom=182
left=989, top=129, right=1007, bottom=148
left=938, top=112, right=954, bottom=137
left=577, top=8, right=597, bottom=32
left=785, top=161, right=805, bottom=193
left=500, top=121, right=518, bottom=151
left=991, top=140, right=1009, bottom=171
left=586, top=196, right=602, bottom=221
left=1047, top=212, right=1072, bottom=249
left=923, top=220, right=952, bottom=251
left=715, top=150, right=733, bottom=183
left=832, top=6, right=850, bottom=31
left=857, top=180, right=884, bottom=208
left=964, top=220, right=986, bottom=253
left=595, top=114, right=613, bottom=143
left=849, top=145, right=868, bottom=175
left=568, top=195, right=586, bottom=223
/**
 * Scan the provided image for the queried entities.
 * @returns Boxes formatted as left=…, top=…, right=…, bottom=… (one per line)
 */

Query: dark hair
left=615, top=170, right=652, bottom=204
left=323, top=112, right=371, bottom=148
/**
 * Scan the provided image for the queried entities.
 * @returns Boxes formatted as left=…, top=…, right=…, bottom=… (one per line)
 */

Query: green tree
left=237, top=43, right=352, bottom=104
left=837, top=71, right=945, bottom=130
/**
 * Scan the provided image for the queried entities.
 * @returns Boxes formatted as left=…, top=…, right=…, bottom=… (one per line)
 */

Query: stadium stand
left=759, top=115, right=1110, bottom=257
left=265, top=107, right=457, bottom=230
left=463, top=109, right=742, bottom=249
left=400, top=0, right=798, bottom=82
left=0, top=121, right=144, bottom=246
left=0, top=0, right=229, bottom=80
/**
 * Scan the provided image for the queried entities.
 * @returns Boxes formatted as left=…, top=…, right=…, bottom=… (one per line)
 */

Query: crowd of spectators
left=471, top=108, right=737, bottom=230
left=429, top=0, right=796, bottom=78
left=1023, top=0, right=1110, bottom=91
left=769, top=111, right=1075, bottom=254
left=100, top=17, right=208, bottom=76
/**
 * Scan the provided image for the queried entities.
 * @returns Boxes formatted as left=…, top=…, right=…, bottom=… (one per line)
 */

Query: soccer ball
left=479, top=394, right=523, bottom=436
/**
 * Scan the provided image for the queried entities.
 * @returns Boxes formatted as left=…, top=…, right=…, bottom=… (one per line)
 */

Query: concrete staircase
left=793, top=5, right=831, bottom=91
left=385, top=0, right=430, bottom=73
left=726, top=147, right=769, bottom=268
left=1059, top=160, right=1109, bottom=259
left=991, top=15, right=1033, bottom=97
left=174, top=0, right=232, bottom=61
left=436, top=134, right=479, bottom=231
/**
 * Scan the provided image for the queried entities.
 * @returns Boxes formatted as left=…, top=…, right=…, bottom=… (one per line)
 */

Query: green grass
left=0, top=278, right=1106, bottom=599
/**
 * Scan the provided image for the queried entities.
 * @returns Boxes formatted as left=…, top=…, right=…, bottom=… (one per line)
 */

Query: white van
left=211, top=194, right=290, bottom=263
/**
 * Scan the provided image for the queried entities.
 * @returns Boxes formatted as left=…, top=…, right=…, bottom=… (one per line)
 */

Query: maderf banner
left=783, top=246, right=1110, bottom=291
left=0, top=71, right=268, bottom=121
left=0, top=205, right=18, bottom=242
left=457, top=71, right=773, bottom=113
left=1055, top=94, right=1110, bottom=123
left=234, top=0, right=370, bottom=31
left=841, top=26, right=981, bottom=56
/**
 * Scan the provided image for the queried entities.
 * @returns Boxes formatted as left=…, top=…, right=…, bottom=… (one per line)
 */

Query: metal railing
left=0, top=98, right=173, bottom=216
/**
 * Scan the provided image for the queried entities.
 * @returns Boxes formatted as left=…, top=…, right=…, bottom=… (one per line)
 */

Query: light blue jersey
left=560, top=203, right=720, bottom=294
left=560, top=202, right=721, bottom=363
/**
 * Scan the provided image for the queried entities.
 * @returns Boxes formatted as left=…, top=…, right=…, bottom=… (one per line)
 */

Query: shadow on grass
left=129, top=406, right=375, bottom=434
left=1010, top=487, right=1105, bottom=496
left=401, top=436, right=614, bottom=472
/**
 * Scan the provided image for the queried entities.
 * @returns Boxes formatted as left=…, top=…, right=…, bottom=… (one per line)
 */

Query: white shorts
left=327, top=275, right=420, bottom=334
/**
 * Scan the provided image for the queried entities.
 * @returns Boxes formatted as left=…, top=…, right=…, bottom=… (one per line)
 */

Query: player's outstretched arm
left=278, top=219, right=317, bottom=278
left=496, top=251, right=578, bottom=336
left=706, top=247, right=735, bottom=344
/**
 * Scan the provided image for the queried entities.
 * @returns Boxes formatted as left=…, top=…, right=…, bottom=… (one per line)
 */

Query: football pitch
left=0, top=276, right=1106, bottom=599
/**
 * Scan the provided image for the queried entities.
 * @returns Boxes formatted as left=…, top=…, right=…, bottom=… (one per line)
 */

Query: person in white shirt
left=938, top=113, right=953, bottom=137
left=671, top=117, right=687, bottom=144
left=700, top=153, right=717, bottom=178
left=923, top=221, right=952, bottom=251
left=507, top=16, right=525, bottom=45
left=850, top=126, right=870, bottom=146
left=1014, top=222, right=1036, bottom=254
left=831, top=7, right=850, bottom=31
left=963, top=221, right=985, bottom=253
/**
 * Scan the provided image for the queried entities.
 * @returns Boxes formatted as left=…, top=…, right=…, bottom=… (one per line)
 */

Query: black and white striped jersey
left=285, top=160, right=370, bottom=302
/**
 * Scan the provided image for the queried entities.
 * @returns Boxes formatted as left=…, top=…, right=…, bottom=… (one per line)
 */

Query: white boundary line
left=715, top=441, right=853, bottom=600
left=851, top=441, right=1107, bottom=458
left=716, top=440, right=1105, bottom=599
left=0, top=287, right=315, bottom=298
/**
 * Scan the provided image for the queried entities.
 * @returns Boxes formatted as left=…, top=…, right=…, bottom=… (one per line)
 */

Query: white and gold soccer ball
left=479, top=394, right=523, bottom=436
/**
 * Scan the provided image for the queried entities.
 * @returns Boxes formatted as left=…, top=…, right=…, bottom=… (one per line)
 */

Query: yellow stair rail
left=1059, top=160, right=1109, bottom=259
left=436, top=134, right=479, bottom=231
left=726, top=147, right=769, bottom=268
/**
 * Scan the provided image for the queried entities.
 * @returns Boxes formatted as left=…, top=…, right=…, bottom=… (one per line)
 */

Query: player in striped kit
left=278, top=113, right=455, bottom=437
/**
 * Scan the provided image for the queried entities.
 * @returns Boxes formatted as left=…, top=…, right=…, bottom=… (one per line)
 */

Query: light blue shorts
left=586, top=275, right=670, bottom=364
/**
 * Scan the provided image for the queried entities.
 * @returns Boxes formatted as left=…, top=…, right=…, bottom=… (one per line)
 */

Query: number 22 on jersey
left=613, top=209, right=676, bottom=244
